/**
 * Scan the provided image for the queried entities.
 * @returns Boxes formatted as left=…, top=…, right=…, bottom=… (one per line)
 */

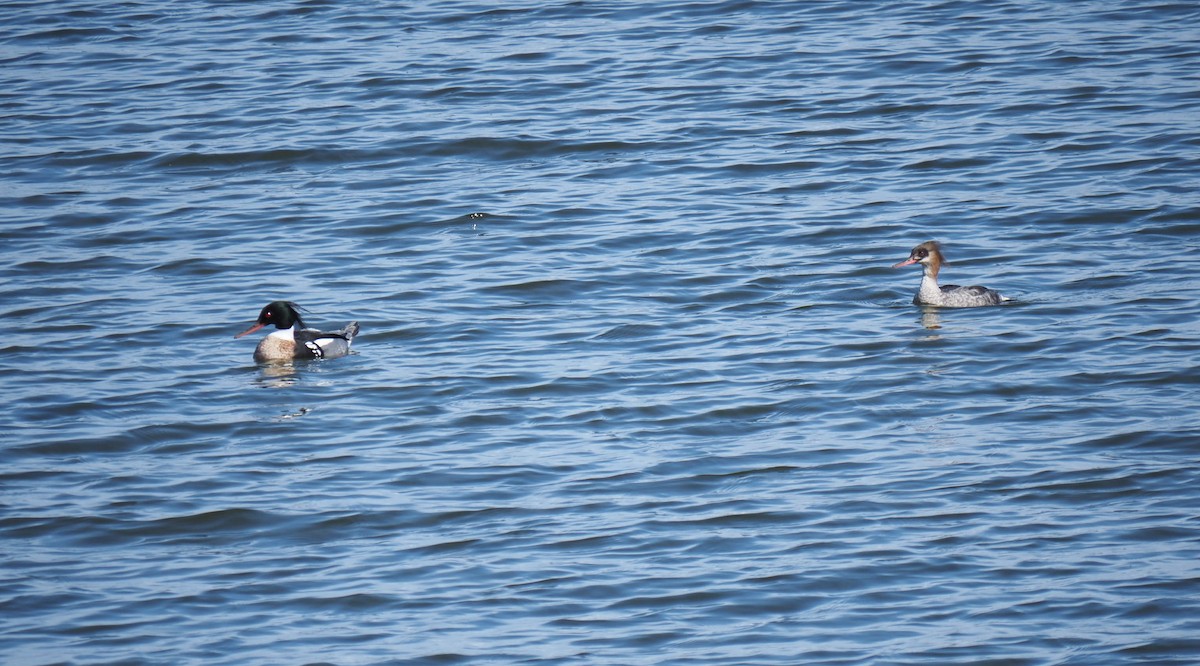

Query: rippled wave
left=3, top=0, right=1200, bottom=664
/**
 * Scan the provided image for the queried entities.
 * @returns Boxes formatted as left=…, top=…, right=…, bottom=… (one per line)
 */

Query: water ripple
left=3, top=0, right=1200, bottom=664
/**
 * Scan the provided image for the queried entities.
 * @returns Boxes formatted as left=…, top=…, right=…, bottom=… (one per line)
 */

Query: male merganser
left=892, top=241, right=1006, bottom=307
left=235, top=301, right=360, bottom=362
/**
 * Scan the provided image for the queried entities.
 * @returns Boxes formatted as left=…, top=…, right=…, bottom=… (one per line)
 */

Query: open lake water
left=2, top=1, right=1199, bottom=664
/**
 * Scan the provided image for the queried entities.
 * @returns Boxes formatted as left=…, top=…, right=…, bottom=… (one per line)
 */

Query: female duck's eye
left=917, top=249, right=927, bottom=258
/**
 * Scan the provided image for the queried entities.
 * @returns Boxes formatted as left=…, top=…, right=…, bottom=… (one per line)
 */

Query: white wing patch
left=305, top=336, right=346, bottom=359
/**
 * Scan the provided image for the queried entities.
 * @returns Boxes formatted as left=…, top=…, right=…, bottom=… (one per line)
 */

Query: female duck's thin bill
left=235, top=300, right=360, bottom=362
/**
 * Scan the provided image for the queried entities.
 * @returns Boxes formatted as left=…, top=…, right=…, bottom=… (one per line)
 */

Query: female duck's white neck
left=917, top=265, right=945, bottom=305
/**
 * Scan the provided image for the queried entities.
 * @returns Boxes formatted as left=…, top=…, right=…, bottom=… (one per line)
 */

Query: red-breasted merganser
left=892, top=241, right=1006, bottom=307
left=235, top=301, right=360, bottom=362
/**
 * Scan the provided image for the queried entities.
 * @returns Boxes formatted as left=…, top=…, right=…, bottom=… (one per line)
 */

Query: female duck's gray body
left=892, top=241, right=1006, bottom=307
left=235, top=301, right=360, bottom=362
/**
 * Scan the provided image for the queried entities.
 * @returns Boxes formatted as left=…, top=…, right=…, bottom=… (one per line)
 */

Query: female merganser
left=235, top=301, right=360, bottom=362
left=892, top=241, right=1006, bottom=307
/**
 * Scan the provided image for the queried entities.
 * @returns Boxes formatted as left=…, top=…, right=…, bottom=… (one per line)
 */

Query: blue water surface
left=2, top=1, right=1199, bottom=664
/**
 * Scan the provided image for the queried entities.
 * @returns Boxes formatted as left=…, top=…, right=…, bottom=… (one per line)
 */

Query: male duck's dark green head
left=234, top=301, right=306, bottom=338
